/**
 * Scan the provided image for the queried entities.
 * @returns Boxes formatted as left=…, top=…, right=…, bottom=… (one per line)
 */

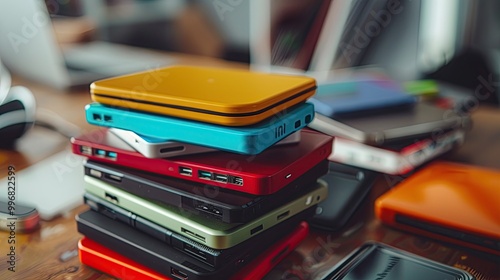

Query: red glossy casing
left=78, top=221, right=309, bottom=280
left=71, top=128, right=332, bottom=195
left=79, top=237, right=171, bottom=280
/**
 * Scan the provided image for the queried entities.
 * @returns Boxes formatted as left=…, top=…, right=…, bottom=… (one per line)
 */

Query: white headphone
left=0, top=58, right=36, bottom=147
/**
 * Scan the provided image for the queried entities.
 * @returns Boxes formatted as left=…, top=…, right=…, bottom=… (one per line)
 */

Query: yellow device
left=90, top=65, right=316, bottom=126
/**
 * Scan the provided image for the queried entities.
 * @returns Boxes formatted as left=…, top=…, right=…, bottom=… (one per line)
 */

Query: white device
left=0, top=150, right=85, bottom=220
left=109, top=128, right=302, bottom=158
left=329, top=129, right=465, bottom=175
left=0, top=0, right=173, bottom=89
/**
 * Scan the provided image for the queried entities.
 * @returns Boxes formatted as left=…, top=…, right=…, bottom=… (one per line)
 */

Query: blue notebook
left=85, top=102, right=314, bottom=155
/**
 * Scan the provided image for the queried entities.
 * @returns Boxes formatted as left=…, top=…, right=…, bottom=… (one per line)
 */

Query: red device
left=79, top=237, right=171, bottom=280
left=71, top=128, right=332, bottom=195
left=78, top=221, right=310, bottom=280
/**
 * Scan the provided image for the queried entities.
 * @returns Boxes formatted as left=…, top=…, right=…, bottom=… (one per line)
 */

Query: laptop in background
left=0, top=0, right=173, bottom=89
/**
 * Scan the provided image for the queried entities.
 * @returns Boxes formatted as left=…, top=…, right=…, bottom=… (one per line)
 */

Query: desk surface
left=1, top=54, right=499, bottom=280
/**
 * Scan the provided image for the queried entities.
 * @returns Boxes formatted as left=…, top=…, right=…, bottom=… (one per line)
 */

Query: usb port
left=103, top=115, right=112, bottom=122
left=104, top=173, right=122, bottom=183
left=171, top=267, right=188, bottom=280
left=277, top=210, right=290, bottom=220
left=211, top=207, right=222, bottom=216
left=181, top=227, right=205, bottom=242
left=80, top=145, right=92, bottom=155
left=104, top=192, right=118, bottom=204
left=95, top=149, right=106, bottom=157
left=196, top=204, right=223, bottom=218
left=214, top=173, right=228, bottom=183
left=229, top=176, right=243, bottom=186
left=179, top=167, right=192, bottom=176
left=198, top=170, right=213, bottom=180
left=89, top=169, right=102, bottom=178
left=250, top=224, right=263, bottom=235
left=93, top=113, right=102, bottom=121
left=106, top=151, right=117, bottom=159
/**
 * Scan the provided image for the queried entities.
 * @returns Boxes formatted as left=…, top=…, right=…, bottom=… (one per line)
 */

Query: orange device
left=375, top=161, right=500, bottom=256
left=90, top=65, right=316, bottom=126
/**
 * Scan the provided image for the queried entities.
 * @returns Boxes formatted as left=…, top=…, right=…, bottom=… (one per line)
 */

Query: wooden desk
left=1, top=57, right=499, bottom=279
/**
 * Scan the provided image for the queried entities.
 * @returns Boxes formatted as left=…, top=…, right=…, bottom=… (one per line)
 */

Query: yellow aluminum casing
left=90, top=65, right=316, bottom=126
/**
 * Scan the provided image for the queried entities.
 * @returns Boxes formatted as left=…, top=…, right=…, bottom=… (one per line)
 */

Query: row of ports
left=295, top=114, right=313, bottom=128
left=195, top=203, right=223, bottom=218
left=179, top=167, right=243, bottom=186
left=80, top=145, right=117, bottom=160
left=92, top=113, right=113, bottom=122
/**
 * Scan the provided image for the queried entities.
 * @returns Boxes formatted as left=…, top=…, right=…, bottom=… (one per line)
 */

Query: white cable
left=35, top=108, right=82, bottom=138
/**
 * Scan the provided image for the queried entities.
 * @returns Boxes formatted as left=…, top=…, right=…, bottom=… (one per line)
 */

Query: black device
left=76, top=207, right=314, bottom=280
left=83, top=192, right=314, bottom=268
left=309, top=162, right=378, bottom=231
left=84, top=159, right=328, bottom=223
left=319, top=241, right=474, bottom=280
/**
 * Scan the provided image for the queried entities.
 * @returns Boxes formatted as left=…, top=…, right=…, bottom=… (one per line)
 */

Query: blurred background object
left=78, top=0, right=249, bottom=61
left=250, top=0, right=499, bottom=105
left=0, top=0, right=497, bottom=103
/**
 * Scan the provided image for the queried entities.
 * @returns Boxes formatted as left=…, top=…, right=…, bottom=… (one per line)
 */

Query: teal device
left=85, top=102, right=314, bottom=155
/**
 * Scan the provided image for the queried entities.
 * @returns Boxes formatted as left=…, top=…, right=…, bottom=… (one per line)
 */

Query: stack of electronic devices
left=70, top=65, right=334, bottom=279
left=307, top=77, right=472, bottom=175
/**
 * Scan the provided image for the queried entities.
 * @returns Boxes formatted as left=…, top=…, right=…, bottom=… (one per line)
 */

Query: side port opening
left=181, top=227, right=205, bottom=242
left=95, top=149, right=106, bottom=157
left=305, top=114, right=312, bottom=123
left=103, top=115, right=112, bottom=122
left=179, top=167, right=192, bottom=176
left=229, top=176, right=243, bottom=186
left=106, top=151, right=117, bottom=159
left=94, top=149, right=117, bottom=160
left=294, top=120, right=301, bottom=129
left=92, top=113, right=102, bottom=121
left=171, top=267, right=188, bottom=280
left=160, top=146, right=185, bottom=153
left=250, top=224, right=263, bottom=235
left=213, top=173, right=228, bottom=183
left=195, top=204, right=223, bottom=218
left=89, top=169, right=102, bottom=178
left=198, top=170, right=213, bottom=180
left=104, top=192, right=118, bottom=204
left=183, top=243, right=208, bottom=261
left=104, top=173, right=122, bottom=183
left=211, top=207, right=222, bottom=216
left=277, top=210, right=290, bottom=221
left=80, top=145, right=92, bottom=156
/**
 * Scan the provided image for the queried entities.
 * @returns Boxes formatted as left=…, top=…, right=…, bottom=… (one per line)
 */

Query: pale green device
left=84, top=175, right=327, bottom=249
